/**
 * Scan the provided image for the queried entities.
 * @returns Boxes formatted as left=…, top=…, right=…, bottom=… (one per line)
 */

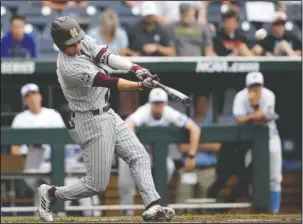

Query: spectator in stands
left=1, top=15, right=37, bottom=59
left=251, top=12, right=301, bottom=56
left=42, top=1, right=88, bottom=13
left=170, top=2, right=216, bottom=56
left=87, top=9, right=129, bottom=56
left=213, top=9, right=253, bottom=56
left=154, top=1, right=208, bottom=25
left=176, top=93, right=221, bottom=205
left=127, top=1, right=176, bottom=56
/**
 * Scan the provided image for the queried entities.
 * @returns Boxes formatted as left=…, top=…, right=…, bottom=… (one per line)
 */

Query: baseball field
left=1, top=214, right=301, bottom=223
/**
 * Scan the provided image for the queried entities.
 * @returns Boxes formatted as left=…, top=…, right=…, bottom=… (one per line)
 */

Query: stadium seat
left=86, top=13, right=100, bottom=32
left=1, top=6, right=12, bottom=33
left=207, top=2, right=222, bottom=27
left=17, top=5, right=58, bottom=34
left=286, top=22, right=302, bottom=41
left=1, top=1, right=29, bottom=13
left=89, top=1, right=134, bottom=16
left=262, top=22, right=271, bottom=32
left=38, top=38, right=59, bottom=59
left=120, top=15, right=141, bottom=29
left=61, top=6, right=96, bottom=25
left=285, top=4, right=302, bottom=23
left=241, top=21, right=258, bottom=47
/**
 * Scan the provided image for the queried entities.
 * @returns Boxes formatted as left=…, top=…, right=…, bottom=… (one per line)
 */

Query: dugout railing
left=1, top=125, right=269, bottom=213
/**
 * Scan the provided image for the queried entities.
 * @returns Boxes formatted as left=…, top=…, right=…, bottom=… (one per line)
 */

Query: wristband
left=184, top=153, right=196, bottom=159
left=137, top=81, right=143, bottom=90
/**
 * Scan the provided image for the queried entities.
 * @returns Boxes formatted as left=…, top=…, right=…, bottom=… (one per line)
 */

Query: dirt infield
left=1, top=214, right=301, bottom=223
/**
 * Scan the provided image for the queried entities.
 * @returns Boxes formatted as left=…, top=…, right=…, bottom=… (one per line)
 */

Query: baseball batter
left=37, top=16, right=175, bottom=222
left=233, top=71, right=282, bottom=213
left=119, top=88, right=201, bottom=216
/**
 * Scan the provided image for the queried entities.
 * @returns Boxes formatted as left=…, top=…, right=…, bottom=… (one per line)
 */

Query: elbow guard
left=94, top=47, right=132, bottom=71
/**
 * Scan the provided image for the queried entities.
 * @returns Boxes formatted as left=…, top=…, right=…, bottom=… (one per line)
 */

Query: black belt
left=67, top=105, right=110, bottom=130
left=70, top=105, right=110, bottom=118
left=91, top=104, right=110, bottom=115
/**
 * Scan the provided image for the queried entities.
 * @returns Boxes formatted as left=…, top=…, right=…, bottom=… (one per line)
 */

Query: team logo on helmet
left=70, top=28, right=79, bottom=38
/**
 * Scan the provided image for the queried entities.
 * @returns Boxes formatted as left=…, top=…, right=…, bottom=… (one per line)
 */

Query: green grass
left=1, top=214, right=301, bottom=223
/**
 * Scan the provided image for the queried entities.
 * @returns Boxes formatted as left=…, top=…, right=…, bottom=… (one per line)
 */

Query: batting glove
left=131, top=64, right=160, bottom=81
left=139, top=78, right=157, bottom=89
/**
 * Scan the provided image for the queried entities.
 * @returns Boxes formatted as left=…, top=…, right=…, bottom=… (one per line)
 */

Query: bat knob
left=183, top=97, right=192, bottom=107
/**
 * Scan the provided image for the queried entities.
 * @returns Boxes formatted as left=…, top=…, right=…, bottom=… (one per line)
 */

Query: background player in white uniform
left=11, top=83, right=65, bottom=208
left=41, top=144, right=101, bottom=217
left=233, top=72, right=282, bottom=213
left=119, top=88, right=201, bottom=216
left=37, top=16, right=175, bottom=222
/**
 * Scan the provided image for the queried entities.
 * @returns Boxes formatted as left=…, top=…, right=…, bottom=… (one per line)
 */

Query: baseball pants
left=269, top=135, right=282, bottom=192
left=54, top=109, right=161, bottom=206
left=244, top=135, right=282, bottom=192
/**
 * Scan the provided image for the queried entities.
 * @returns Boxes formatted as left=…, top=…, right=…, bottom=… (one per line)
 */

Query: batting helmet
left=51, top=16, right=85, bottom=50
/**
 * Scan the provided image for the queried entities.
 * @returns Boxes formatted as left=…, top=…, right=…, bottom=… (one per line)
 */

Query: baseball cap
left=245, top=72, right=264, bottom=87
left=179, top=2, right=194, bottom=11
left=140, top=1, right=158, bottom=17
left=272, top=11, right=287, bottom=24
left=149, top=88, right=168, bottom=103
left=21, top=83, right=39, bottom=97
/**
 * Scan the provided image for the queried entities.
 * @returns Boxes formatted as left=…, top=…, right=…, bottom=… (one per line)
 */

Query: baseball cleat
left=163, top=207, right=175, bottom=221
left=37, top=184, right=56, bottom=222
left=142, top=204, right=166, bottom=222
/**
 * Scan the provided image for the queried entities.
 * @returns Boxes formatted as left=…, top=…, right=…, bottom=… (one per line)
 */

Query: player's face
left=64, top=40, right=82, bottom=56
left=11, top=19, right=25, bottom=41
left=248, top=85, right=262, bottom=97
left=151, top=102, right=166, bottom=116
left=195, top=96, right=208, bottom=116
left=24, top=91, right=42, bottom=112
left=223, top=17, right=238, bottom=34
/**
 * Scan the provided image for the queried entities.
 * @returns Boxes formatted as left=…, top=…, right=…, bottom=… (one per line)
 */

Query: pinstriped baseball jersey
left=56, top=35, right=111, bottom=112
left=52, top=34, right=161, bottom=208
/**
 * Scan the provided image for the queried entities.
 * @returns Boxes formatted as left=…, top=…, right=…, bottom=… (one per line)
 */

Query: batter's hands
left=184, top=157, right=196, bottom=171
left=131, top=64, right=160, bottom=81
left=139, top=78, right=157, bottom=89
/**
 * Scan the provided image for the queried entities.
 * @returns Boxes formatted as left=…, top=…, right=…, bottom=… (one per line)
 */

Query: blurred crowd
left=1, top=0, right=302, bottom=59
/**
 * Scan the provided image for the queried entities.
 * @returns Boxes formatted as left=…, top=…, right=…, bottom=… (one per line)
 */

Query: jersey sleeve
left=51, top=110, right=66, bottom=128
left=165, top=106, right=188, bottom=128
left=11, top=114, right=23, bottom=128
left=233, top=92, right=247, bottom=118
left=264, top=91, right=276, bottom=114
left=126, top=105, right=149, bottom=127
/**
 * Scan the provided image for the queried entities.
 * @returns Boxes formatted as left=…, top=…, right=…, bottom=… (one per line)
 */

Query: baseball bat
left=152, top=80, right=192, bottom=106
